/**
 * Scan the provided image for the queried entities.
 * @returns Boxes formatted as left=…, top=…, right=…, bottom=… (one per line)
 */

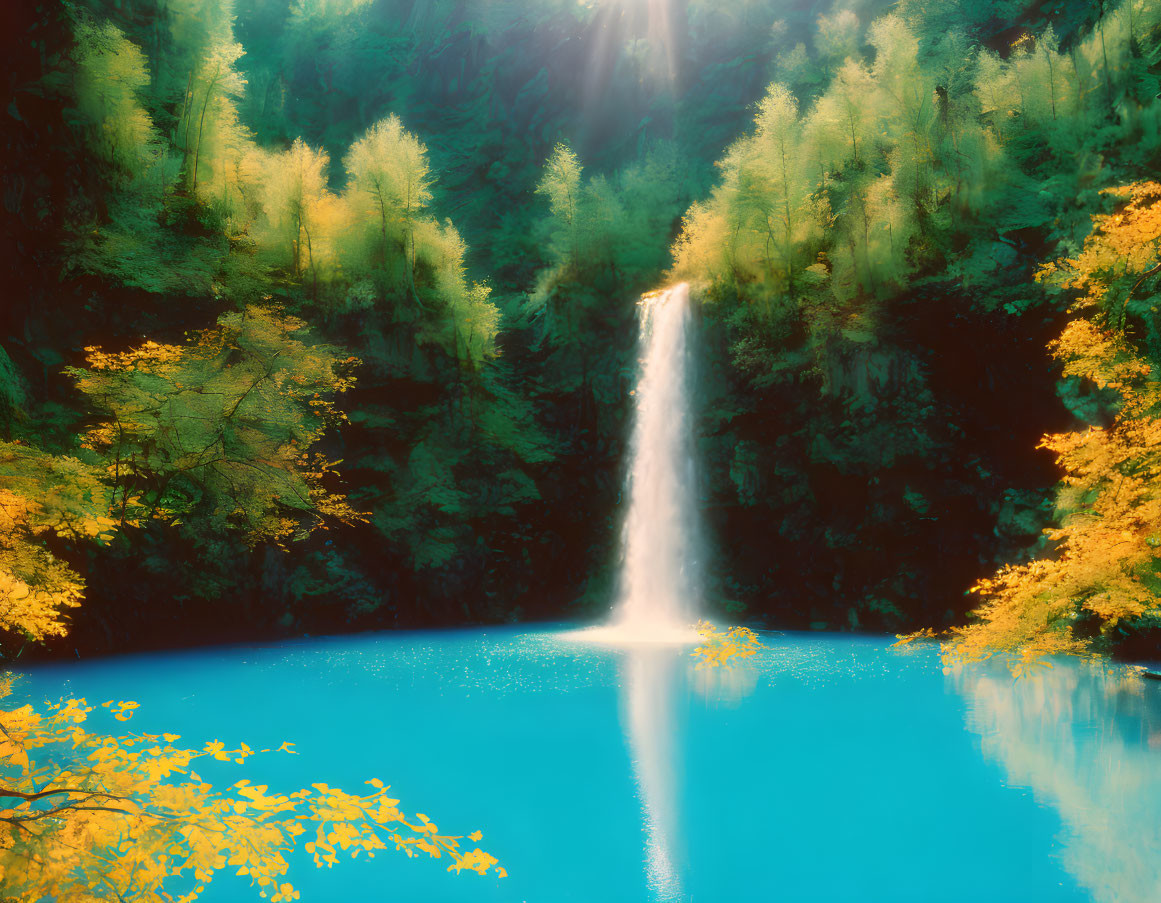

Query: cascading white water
left=608, top=282, right=700, bottom=642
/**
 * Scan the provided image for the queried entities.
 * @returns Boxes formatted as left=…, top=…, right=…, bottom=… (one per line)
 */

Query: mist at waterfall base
left=17, top=630, right=1161, bottom=903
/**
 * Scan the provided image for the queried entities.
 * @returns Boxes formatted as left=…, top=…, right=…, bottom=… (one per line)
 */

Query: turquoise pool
left=14, top=629, right=1161, bottom=902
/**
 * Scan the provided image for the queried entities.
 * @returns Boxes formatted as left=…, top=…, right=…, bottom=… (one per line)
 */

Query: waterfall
left=609, top=282, right=700, bottom=642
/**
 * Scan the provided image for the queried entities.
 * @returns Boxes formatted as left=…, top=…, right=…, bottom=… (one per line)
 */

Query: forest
left=3, top=0, right=1161, bottom=901
left=2, top=0, right=1157, bottom=656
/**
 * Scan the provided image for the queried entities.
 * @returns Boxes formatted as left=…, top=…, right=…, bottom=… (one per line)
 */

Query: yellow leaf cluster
left=0, top=566, right=82, bottom=644
left=0, top=444, right=113, bottom=645
left=0, top=690, right=503, bottom=902
left=82, top=340, right=186, bottom=372
left=690, top=620, right=766, bottom=669
left=892, top=627, right=939, bottom=647
left=1038, top=181, right=1161, bottom=313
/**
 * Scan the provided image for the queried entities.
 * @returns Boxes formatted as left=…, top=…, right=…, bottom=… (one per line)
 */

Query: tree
left=256, top=140, right=332, bottom=286
left=0, top=686, right=503, bottom=901
left=72, top=20, right=165, bottom=184
left=869, top=15, right=939, bottom=225
left=68, top=306, right=361, bottom=545
left=1012, top=28, right=1077, bottom=129
left=669, top=84, right=822, bottom=297
left=814, top=9, right=860, bottom=77
left=748, top=84, right=817, bottom=290
left=0, top=445, right=113, bottom=647
left=947, top=182, right=1161, bottom=669
left=181, top=40, right=251, bottom=209
left=806, top=59, right=877, bottom=171
left=343, top=115, right=433, bottom=290
left=536, top=143, right=583, bottom=269
left=613, top=143, right=689, bottom=278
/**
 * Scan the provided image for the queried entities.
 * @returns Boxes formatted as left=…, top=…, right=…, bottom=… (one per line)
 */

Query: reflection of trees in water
left=691, top=658, right=760, bottom=707
left=951, top=661, right=1161, bottom=903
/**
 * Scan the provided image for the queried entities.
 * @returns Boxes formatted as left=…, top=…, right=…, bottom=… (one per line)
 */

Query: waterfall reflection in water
left=618, top=643, right=763, bottom=901
left=622, top=646, right=686, bottom=901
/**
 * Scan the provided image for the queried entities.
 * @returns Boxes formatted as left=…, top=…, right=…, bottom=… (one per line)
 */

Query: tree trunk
left=192, top=68, right=221, bottom=192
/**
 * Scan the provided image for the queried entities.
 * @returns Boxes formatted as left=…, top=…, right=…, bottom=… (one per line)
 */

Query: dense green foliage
left=3, top=0, right=1161, bottom=658
left=671, top=0, right=1161, bottom=636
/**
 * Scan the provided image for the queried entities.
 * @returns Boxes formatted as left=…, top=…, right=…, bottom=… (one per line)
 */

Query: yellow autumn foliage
left=691, top=621, right=766, bottom=669
left=0, top=689, right=503, bottom=901
left=0, top=444, right=114, bottom=645
left=0, top=566, right=82, bottom=646
left=947, top=182, right=1161, bottom=669
left=70, top=305, right=364, bottom=545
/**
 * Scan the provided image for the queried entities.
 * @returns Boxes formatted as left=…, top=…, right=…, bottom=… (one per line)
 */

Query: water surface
left=15, top=629, right=1161, bottom=903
